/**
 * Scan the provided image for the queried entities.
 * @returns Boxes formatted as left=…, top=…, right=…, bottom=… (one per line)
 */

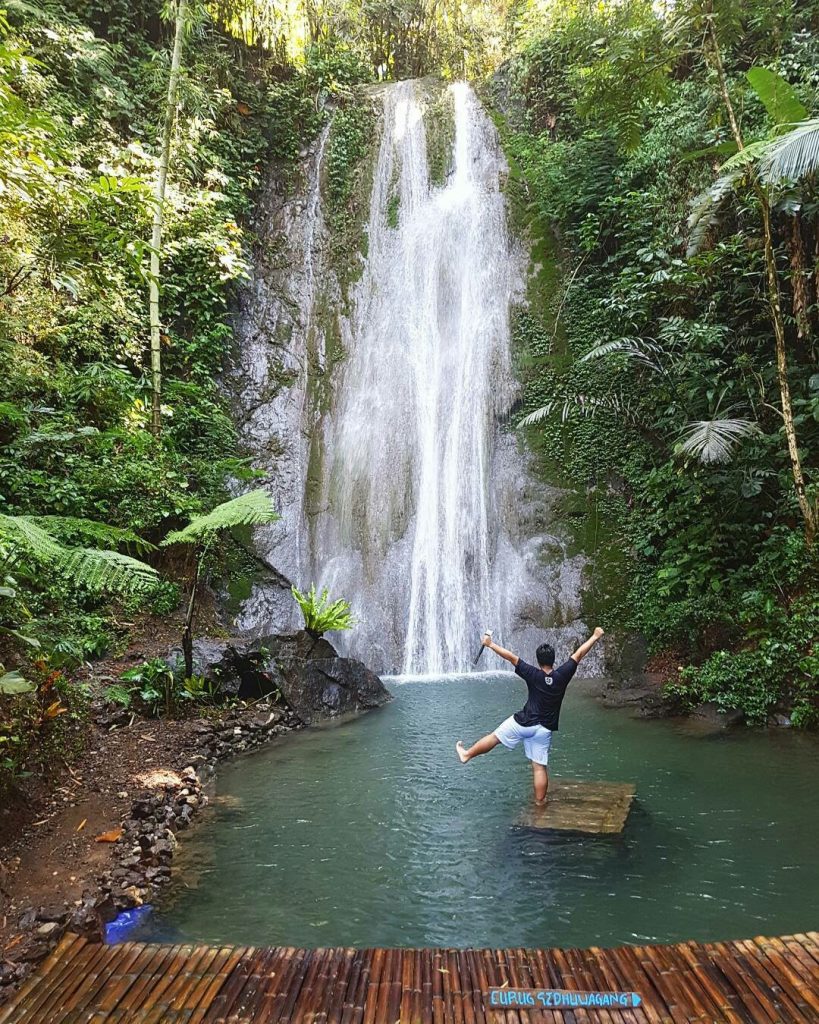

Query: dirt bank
left=0, top=691, right=301, bottom=1000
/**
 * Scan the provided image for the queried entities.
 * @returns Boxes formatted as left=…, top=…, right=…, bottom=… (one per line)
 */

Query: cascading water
left=233, top=80, right=595, bottom=675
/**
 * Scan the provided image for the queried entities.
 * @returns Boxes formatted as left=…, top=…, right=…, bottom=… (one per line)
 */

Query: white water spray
left=235, top=81, right=593, bottom=674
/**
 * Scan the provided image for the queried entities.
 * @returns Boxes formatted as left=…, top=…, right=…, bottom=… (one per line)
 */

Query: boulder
left=602, top=631, right=650, bottom=685
left=164, top=637, right=288, bottom=700
left=690, top=701, right=745, bottom=729
left=276, top=657, right=391, bottom=725
left=161, top=631, right=390, bottom=724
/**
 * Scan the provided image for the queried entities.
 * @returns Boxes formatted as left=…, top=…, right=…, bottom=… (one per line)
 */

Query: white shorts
left=494, top=715, right=553, bottom=766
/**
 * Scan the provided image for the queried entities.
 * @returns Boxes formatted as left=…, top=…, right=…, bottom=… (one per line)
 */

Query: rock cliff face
left=229, top=79, right=600, bottom=676
left=165, top=631, right=392, bottom=724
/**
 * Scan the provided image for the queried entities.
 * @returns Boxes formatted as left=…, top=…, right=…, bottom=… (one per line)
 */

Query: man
left=455, top=627, right=604, bottom=804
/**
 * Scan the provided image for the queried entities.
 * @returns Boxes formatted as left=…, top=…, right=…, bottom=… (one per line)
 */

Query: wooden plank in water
left=516, top=779, right=636, bottom=834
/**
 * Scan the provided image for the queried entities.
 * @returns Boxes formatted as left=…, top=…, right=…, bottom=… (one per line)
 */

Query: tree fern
left=0, top=514, right=158, bottom=595
left=35, top=516, right=155, bottom=555
left=61, top=548, right=160, bottom=595
left=161, top=489, right=279, bottom=679
left=161, top=489, right=279, bottom=546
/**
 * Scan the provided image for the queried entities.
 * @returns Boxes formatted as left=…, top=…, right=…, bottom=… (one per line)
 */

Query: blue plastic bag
left=104, top=904, right=153, bottom=944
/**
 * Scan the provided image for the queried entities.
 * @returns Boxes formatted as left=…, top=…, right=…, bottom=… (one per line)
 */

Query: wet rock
left=163, top=636, right=289, bottom=700
left=252, top=709, right=284, bottom=730
left=0, top=962, right=28, bottom=986
left=131, top=797, right=154, bottom=819
left=604, top=632, right=650, bottom=682
left=690, top=702, right=745, bottom=728
left=280, top=657, right=391, bottom=725
left=35, top=905, right=70, bottom=924
left=18, top=908, right=37, bottom=931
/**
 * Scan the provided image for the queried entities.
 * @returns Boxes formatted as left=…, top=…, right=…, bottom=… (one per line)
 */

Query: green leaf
left=679, top=141, right=738, bottom=163
left=746, top=67, right=808, bottom=128
left=0, top=671, right=35, bottom=695
left=161, top=489, right=279, bottom=546
left=718, top=139, right=772, bottom=173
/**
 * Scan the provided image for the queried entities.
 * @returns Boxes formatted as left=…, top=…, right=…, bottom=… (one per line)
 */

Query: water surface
left=147, top=676, right=819, bottom=948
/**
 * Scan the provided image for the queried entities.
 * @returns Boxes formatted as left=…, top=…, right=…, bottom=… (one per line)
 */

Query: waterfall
left=234, top=81, right=594, bottom=675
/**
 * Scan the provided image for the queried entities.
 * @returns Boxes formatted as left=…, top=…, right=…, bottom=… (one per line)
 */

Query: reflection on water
left=145, top=676, right=819, bottom=949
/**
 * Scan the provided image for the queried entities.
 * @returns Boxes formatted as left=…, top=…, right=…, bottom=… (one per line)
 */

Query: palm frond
left=758, top=118, right=819, bottom=183
left=676, top=417, right=761, bottom=464
left=686, top=169, right=742, bottom=256
left=519, top=392, right=637, bottom=427
left=580, top=336, right=665, bottom=373
left=161, top=489, right=279, bottom=546
left=718, top=138, right=773, bottom=173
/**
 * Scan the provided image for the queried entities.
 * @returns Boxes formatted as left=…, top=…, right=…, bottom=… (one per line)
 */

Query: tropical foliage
left=292, top=584, right=356, bottom=637
left=495, top=0, right=819, bottom=724
left=1, top=0, right=817, bottom=801
left=162, top=489, right=279, bottom=677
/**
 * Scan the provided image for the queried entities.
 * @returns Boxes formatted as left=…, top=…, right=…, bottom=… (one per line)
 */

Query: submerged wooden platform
left=2, top=931, right=818, bottom=1023
left=516, top=779, right=636, bottom=834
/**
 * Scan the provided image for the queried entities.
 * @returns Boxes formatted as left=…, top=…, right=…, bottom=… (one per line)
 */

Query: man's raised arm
left=482, top=634, right=519, bottom=667
left=571, top=627, right=604, bottom=663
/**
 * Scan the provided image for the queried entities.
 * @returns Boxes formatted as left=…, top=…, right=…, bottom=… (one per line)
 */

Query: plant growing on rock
left=291, top=583, right=356, bottom=641
left=161, top=489, right=279, bottom=678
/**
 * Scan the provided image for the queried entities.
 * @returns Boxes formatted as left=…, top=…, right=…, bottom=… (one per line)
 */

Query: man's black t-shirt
left=513, top=658, right=577, bottom=730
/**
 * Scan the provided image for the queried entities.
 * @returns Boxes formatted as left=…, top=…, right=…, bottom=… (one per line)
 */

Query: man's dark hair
left=536, top=642, right=555, bottom=668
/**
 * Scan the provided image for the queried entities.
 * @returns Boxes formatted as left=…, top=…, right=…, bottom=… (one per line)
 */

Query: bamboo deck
left=516, top=780, right=636, bottom=834
left=2, top=931, right=818, bottom=1023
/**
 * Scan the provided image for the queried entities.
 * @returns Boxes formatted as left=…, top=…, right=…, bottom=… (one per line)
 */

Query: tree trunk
left=760, top=201, right=816, bottom=542
left=149, top=0, right=187, bottom=437
left=789, top=215, right=811, bottom=341
left=706, top=17, right=816, bottom=543
left=182, top=548, right=201, bottom=680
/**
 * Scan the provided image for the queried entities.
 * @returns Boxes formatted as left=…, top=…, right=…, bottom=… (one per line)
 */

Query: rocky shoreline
left=0, top=631, right=391, bottom=1000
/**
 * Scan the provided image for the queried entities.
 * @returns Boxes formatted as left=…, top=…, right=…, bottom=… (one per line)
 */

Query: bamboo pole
left=149, top=0, right=188, bottom=436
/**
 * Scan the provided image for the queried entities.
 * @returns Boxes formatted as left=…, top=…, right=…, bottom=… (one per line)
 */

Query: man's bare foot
left=456, top=741, right=469, bottom=764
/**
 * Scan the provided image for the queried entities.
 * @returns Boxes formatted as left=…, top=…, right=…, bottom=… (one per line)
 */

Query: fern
left=0, top=513, right=159, bottom=595
left=0, top=514, right=65, bottom=564
left=161, top=489, right=279, bottom=546
left=34, top=516, right=155, bottom=555
left=292, top=584, right=356, bottom=635
left=718, top=138, right=772, bottom=173
left=62, top=548, right=160, bottom=595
